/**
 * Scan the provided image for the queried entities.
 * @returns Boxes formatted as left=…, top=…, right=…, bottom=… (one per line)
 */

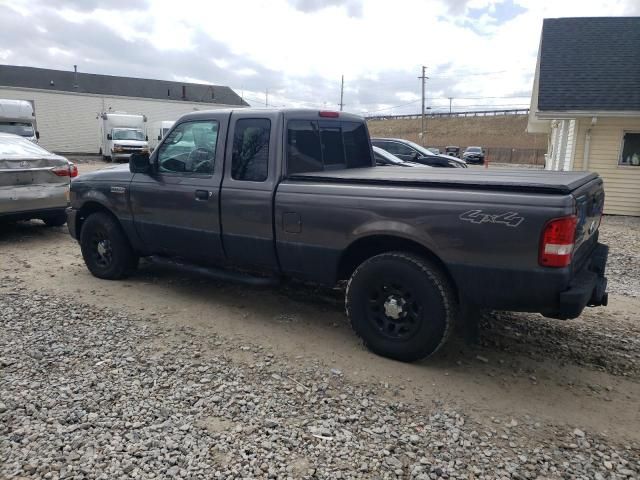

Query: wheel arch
left=75, top=201, right=119, bottom=239
left=337, top=234, right=458, bottom=298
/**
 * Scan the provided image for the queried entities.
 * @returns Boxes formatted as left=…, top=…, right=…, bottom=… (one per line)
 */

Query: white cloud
left=2, top=0, right=639, bottom=114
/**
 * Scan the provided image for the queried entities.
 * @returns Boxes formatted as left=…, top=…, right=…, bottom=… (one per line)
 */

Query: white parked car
left=0, top=133, right=77, bottom=226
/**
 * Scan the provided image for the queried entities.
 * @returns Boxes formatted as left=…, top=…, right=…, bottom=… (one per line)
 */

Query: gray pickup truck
left=67, top=108, right=608, bottom=362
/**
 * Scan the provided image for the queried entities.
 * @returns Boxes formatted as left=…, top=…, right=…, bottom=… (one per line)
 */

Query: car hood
left=74, top=163, right=133, bottom=182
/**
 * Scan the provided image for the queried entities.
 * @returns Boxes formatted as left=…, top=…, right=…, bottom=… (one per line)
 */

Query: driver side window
left=157, top=120, right=218, bottom=174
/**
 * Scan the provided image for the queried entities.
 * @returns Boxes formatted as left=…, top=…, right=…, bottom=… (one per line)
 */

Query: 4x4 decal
left=459, top=209, right=524, bottom=227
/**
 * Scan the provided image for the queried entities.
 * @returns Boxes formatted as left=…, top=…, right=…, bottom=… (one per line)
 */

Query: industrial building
left=0, top=64, right=247, bottom=154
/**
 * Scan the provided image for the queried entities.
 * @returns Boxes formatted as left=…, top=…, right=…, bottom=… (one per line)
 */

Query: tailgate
left=571, top=176, right=605, bottom=272
left=0, top=157, right=70, bottom=187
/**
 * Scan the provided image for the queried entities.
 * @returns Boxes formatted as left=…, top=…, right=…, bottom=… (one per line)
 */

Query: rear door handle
left=195, top=190, right=212, bottom=201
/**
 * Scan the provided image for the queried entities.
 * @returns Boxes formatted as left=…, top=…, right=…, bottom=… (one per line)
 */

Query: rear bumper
left=0, top=206, right=67, bottom=223
left=66, top=207, right=78, bottom=240
left=551, top=243, right=609, bottom=319
left=449, top=242, right=608, bottom=319
left=1, top=183, right=69, bottom=215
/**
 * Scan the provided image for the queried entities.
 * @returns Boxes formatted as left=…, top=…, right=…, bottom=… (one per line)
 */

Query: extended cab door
left=219, top=111, right=280, bottom=271
left=129, top=114, right=227, bottom=263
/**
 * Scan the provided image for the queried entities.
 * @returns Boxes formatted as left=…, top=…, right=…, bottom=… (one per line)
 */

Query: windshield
left=466, top=147, right=482, bottom=153
left=0, top=122, right=35, bottom=137
left=112, top=128, right=145, bottom=141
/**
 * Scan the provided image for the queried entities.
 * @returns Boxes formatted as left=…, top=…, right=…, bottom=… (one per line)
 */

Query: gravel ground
left=480, top=308, right=640, bottom=378
left=599, top=215, right=640, bottom=298
left=1, top=292, right=639, bottom=480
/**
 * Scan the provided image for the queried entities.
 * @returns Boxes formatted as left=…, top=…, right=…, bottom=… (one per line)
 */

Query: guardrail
left=366, top=108, right=529, bottom=120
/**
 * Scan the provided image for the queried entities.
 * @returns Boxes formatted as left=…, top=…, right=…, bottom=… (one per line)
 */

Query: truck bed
left=288, top=167, right=600, bottom=195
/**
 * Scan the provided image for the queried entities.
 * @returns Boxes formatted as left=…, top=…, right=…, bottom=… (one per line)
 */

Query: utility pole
left=265, top=88, right=269, bottom=107
left=418, top=66, right=428, bottom=146
left=339, top=75, right=345, bottom=111
left=448, top=97, right=453, bottom=114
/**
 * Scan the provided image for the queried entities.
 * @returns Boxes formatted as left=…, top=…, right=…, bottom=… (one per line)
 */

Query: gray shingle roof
left=0, top=64, right=248, bottom=107
left=538, top=17, right=640, bottom=112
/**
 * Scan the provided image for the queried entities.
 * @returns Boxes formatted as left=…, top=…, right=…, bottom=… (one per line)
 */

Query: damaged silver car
left=0, top=133, right=77, bottom=226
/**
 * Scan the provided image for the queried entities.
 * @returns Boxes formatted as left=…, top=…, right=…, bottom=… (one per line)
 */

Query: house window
left=619, top=132, right=640, bottom=166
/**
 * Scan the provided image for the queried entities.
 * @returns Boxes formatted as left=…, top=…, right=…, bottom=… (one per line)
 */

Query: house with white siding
left=0, top=64, right=247, bottom=154
left=527, top=17, right=640, bottom=216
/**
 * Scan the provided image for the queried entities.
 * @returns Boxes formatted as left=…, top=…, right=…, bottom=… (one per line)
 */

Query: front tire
left=80, top=212, right=138, bottom=279
left=346, top=252, right=456, bottom=362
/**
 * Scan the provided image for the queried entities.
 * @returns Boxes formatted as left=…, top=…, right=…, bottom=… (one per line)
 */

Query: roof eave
left=535, top=109, right=640, bottom=119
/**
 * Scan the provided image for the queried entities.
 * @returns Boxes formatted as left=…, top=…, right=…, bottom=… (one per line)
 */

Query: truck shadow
left=130, top=259, right=638, bottom=381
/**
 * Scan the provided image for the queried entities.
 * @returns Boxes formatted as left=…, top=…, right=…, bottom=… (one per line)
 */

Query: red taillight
left=51, top=166, right=69, bottom=177
left=52, top=164, right=78, bottom=178
left=319, top=111, right=339, bottom=118
left=539, top=216, right=577, bottom=267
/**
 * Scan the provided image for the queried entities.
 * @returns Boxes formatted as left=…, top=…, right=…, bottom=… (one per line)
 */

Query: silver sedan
left=0, top=133, right=77, bottom=226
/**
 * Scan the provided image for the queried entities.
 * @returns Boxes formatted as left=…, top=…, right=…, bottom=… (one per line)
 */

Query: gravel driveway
left=1, top=291, right=638, bottom=480
left=1, top=183, right=639, bottom=479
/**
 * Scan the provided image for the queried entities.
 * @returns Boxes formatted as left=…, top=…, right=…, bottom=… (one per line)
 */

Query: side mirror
left=107, top=133, right=112, bottom=140
left=157, top=135, right=162, bottom=141
left=145, top=135, right=149, bottom=141
left=412, top=151, right=420, bottom=160
left=36, top=131, right=40, bottom=139
left=129, top=152, right=151, bottom=173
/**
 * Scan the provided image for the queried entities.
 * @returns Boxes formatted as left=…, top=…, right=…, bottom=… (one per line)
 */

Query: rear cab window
left=287, top=118, right=372, bottom=174
left=231, top=118, right=271, bottom=182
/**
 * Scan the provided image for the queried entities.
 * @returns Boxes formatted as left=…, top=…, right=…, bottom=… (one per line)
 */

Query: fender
left=73, top=182, right=146, bottom=253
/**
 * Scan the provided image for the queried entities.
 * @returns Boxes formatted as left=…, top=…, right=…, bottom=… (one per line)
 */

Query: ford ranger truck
left=66, top=109, right=608, bottom=362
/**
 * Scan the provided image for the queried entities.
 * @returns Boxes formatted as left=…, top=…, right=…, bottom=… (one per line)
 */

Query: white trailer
left=148, top=120, right=175, bottom=152
left=98, top=112, right=148, bottom=162
left=0, top=99, right=39, bottom=143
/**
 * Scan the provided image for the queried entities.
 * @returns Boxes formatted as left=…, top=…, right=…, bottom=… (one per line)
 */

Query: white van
left=0, top=99, right=39, bottom=143
left=148, top=120, right=175, bottom=152
left=98, top=112, right=148, bottom=162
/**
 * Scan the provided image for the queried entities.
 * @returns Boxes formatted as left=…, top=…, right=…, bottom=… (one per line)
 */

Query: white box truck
left=0, top=99, right=39, bottom=143
left=148, top=120, right=175, bottom=152
left=98, top=112, right=148, bottom=162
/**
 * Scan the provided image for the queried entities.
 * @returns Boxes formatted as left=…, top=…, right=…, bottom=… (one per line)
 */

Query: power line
left=360, top=100, right=422, bottom=115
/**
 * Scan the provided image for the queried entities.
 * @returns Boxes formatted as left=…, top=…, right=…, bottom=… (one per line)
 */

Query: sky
left=1, top=0, right=638, bottom=115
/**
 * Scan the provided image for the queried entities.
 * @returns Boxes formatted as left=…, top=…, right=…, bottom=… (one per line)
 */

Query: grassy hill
left=367, top=114, right=547, bottom=151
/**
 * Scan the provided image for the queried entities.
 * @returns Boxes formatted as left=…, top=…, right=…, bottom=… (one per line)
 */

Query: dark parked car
left=463, top=146, right=485, bottom=164
left=445, top=146, right=461, bottom=158
left=373, top=146, right=429, bottom=167
left=67, top=108, right=608, bottom=363
left=372, top=138, right=467, bottom=168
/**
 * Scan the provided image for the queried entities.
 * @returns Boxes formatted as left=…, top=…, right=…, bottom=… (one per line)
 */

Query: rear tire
left=80, top=212, right=138, bottom=279
left=42, top=213, right=67, bottom=227
left=346, top=252, right=456, bottom=362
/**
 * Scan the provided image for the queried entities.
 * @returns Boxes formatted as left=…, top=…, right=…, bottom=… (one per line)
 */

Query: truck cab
left=0, top=99, right=39, bottom=144
left=99, top=112, right=149, bottom=162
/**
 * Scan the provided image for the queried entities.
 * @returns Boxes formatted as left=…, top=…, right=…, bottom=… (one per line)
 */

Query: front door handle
left=195, top=190, right=212, bottom=201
